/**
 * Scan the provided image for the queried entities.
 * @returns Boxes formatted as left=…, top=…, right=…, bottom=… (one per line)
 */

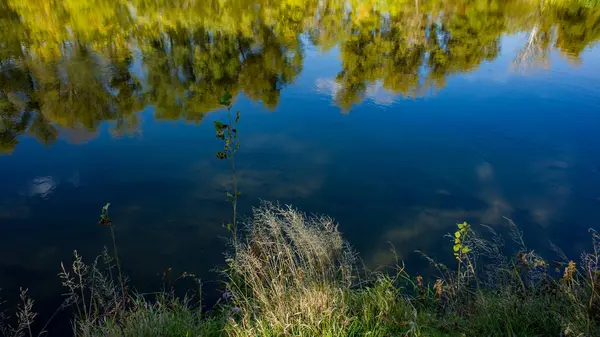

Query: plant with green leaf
left=98, top=203, right=125, bottom=298
left=453, top=222, right=473, bottom=293
left=453, top=222, right=472, bottom=261
left=214, top=92, right=241, bottom=241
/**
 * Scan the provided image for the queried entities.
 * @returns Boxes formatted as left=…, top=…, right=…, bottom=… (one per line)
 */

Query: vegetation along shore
left=1, top=201, right=600, bottom=336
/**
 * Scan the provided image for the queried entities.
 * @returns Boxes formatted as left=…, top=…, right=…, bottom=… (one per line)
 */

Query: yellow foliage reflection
left=1, top=0, right=599, bottom=153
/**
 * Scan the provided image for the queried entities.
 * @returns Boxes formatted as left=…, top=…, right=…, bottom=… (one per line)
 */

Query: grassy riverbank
left=4, top=202, right=599, bottom=336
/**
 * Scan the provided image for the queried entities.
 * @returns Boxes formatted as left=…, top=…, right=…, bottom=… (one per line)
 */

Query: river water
left=1, top=0, right=600, bottom=325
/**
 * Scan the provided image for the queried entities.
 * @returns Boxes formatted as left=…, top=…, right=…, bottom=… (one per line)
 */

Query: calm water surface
left=1, top=0, right=600, bottom=319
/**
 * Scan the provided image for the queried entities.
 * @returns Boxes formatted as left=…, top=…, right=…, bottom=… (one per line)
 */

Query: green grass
left=76, top=295, right=225, bottom=337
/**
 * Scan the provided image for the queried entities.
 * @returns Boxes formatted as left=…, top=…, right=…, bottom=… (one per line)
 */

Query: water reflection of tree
left=0, top=45, right=143, bottom=153
left=334, top=0, right=508, bottom=109
left=142, top=25, right=302, bottom=121
left=1, top=0, right=600, bottom=152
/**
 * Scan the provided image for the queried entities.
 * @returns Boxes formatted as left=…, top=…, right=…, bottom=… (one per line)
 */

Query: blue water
left=1, top=15, right=600, bottom=330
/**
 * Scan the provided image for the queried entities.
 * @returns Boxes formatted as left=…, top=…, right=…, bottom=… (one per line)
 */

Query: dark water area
left=1, top=0, right=600, bottom=332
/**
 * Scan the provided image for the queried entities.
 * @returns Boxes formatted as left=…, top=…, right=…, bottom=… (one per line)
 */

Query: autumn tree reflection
left=1, top=0, right=599, bottom=152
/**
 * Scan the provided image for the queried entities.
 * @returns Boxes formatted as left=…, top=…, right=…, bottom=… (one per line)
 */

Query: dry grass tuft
left=225, top=202, right=357, bottom=336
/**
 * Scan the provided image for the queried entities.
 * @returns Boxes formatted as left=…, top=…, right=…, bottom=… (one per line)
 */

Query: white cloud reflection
left=315, top=78, right=398, bottom=106
left=28, top=176, right=57, bottom=199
